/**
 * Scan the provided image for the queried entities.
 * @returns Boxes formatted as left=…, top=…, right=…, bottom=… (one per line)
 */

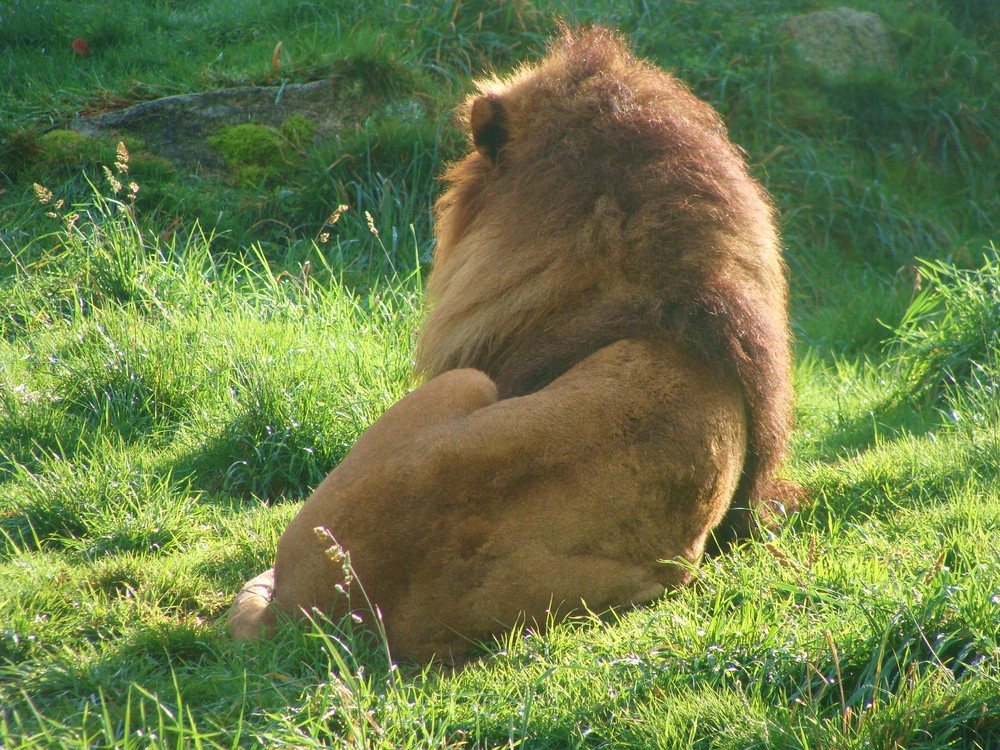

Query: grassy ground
left=2, top=0, right=999, bottom=747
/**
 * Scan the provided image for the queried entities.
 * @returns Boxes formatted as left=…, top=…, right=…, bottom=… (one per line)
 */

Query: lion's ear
left=470, top=95, right=509, bottom=164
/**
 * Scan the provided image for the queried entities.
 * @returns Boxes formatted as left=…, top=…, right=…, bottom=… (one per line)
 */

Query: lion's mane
left=416, top=27, right=794, bottom=548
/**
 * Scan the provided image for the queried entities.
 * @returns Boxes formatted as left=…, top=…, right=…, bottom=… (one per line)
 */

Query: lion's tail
left=229, top=568, right=276, bottom=640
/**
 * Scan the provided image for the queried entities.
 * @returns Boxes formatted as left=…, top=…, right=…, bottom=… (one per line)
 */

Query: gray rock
left=785, top=7, right=896, bottom=78
left=70, top=80, right=342, bottom=171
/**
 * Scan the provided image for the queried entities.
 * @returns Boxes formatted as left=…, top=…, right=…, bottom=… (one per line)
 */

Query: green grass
left=2, top=0, right=999, bottom=747
left=0, top=0, right=551, bottom=260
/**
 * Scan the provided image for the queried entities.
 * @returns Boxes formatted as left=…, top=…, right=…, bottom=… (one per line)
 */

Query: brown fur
left=229, top=27, right=797, bottom=663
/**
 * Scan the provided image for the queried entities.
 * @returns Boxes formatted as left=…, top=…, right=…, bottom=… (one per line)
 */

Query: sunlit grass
left=1, top=0, right=999, bottom=747
left=2, top=142, right=997, bottom=750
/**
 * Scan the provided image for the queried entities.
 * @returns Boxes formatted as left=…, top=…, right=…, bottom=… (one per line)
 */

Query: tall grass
left=889, top=249, right=1000, bottom=400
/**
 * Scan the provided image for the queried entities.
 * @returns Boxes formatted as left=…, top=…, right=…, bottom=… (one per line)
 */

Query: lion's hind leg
left=231, top=368, right=501, bottom=641
left=384, top=339, right=747, bottom=660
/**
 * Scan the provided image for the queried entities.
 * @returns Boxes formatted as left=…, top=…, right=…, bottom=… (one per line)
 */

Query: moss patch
left=208, top=123, right=285, bottom=185
left=279, top=114, right=317, bottom=150
left=209, top=116, right=317, bottom=186
left=38, top=129, right=117, bottom=165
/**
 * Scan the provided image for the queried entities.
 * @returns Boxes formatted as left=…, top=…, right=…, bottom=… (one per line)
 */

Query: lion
left=229, top=26, right=797, bottom=664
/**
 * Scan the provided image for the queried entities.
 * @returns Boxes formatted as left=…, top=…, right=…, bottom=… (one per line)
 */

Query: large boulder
left=785, top=7, right=896, bottom=78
